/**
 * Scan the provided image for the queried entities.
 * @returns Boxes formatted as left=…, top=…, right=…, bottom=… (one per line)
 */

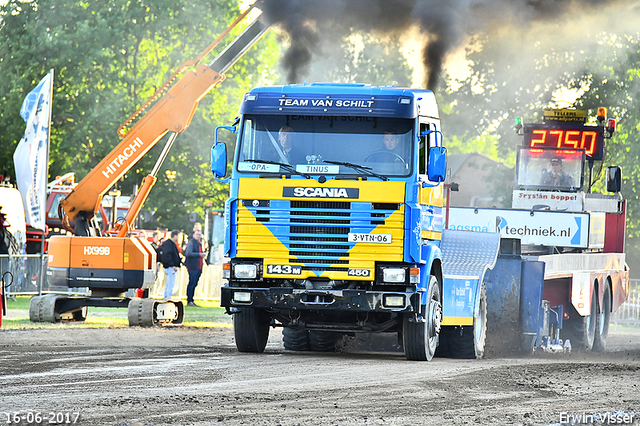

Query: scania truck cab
left=212, top=84, right=500, bottom=361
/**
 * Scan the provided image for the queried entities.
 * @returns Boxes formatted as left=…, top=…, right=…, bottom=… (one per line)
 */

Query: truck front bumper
left=221, top=286, right=419, bottom=313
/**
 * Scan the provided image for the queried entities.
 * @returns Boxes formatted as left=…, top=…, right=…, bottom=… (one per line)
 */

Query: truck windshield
left=516, top=147, right=584, bottom=192
left=236, top=114, right=413, bottom=177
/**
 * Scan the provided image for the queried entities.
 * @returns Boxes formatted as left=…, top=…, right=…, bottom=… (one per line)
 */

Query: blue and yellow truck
left=211, top=83, right=505, bottom=361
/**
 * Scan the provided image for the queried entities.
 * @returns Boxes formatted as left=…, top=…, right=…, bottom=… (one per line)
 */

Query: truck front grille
left=237, top=199, right=403, bottom=273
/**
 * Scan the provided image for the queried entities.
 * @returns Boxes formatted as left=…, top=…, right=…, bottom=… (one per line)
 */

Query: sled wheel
left=309, top=330, right=343, bottom=352
left=282, top=327, right=310, bottom=351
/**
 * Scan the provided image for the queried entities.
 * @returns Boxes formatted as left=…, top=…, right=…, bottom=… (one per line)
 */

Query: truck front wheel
left=234, top=308, right=271, bottom=353
left=403, top=274, right=442, bottom=361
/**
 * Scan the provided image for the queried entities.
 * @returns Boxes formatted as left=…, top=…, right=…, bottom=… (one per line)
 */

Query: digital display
left=523, top=124, right=604, bottom=161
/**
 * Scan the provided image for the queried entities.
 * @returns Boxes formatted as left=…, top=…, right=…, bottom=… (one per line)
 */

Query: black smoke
left=255, top=0, right=624, bottom=90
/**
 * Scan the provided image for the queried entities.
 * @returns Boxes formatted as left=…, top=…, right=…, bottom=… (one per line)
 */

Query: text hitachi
left=102, top=137, right=144, bottom=179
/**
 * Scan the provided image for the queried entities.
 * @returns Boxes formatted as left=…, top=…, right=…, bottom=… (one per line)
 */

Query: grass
left=1, top=295, right=232, bottom=330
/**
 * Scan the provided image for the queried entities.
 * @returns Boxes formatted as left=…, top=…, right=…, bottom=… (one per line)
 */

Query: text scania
left=294, top=187, right=349, bottom=198
left=278, top=98, right=375, bottom=108
left=283, top=187, right=359, bottom=199
left=102, top=137, right=144, bottom=179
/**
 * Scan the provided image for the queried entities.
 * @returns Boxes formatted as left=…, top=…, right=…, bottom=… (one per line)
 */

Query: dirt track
left=1, top=326, right=639, bottom=426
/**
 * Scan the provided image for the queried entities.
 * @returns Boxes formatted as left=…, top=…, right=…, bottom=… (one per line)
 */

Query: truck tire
left=282, top=327, right=310, bottom=351
left=309, top=331, right=343, bottom=352
left=449, top=283, right=487, bottom=359
left=562, top=291, right=597, bottom=352
left=593, top=281, right=612, bottom=352
left=234, top=308, right=271, bottom=353
left=403, top=274, right=441, bottom=361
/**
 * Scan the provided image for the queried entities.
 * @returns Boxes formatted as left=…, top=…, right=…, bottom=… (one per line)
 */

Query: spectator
left=160, top=230, right=181, bottom=300
left=150, top=231, right=163, bottom=273
left=150, top=231, right=161, bottom=255
left=184, top=228, right=206, bottom=307
left=0, top=207, right=9, bottom=255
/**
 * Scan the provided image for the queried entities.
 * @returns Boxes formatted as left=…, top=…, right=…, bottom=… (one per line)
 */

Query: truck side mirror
left=428, top=146, right=447, bottom=182
left=210, top=125, right=235, bottom=180
left=211, top=143, right=227, bottom=178
left=607, top=166, right=621, bottom=193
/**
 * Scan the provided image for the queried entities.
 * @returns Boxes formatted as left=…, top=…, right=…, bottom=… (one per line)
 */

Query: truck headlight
left=234, top=264, right=257, bottom=279
left=383, top=268, right=406, bottom=283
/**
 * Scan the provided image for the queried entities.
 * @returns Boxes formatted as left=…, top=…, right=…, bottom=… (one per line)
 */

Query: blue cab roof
left=238, top=83, right=439, bottom=119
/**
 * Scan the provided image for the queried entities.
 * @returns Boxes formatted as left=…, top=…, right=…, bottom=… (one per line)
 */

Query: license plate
left=348, top=233, right=392, bottom=244
left=266, top=264, right=302, bottom=275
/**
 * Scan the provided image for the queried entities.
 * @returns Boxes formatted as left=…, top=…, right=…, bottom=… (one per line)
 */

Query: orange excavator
left=30, top=6, right=269, bottom=326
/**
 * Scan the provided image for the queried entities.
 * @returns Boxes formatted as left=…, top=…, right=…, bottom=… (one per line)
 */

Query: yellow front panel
left=236, top=179, right=405, bottom=280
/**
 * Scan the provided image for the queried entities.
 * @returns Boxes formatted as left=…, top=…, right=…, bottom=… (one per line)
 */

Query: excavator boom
left=38, top=8, right=269, bottom=327
left=60, top=12, right=268, bottom=228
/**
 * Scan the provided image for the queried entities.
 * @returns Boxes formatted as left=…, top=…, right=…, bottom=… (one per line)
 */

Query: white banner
left=448, top=206, right=590, bottom=248
left=13, top=72, right=53, bottom=231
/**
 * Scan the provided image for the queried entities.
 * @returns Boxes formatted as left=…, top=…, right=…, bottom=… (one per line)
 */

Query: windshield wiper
left=244, top=159, right=310, bottom=178
left=323, top=160, right=388, bottom=181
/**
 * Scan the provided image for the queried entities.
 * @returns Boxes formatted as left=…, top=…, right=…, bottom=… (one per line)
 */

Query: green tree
left=566, top=34, right=640, bottom=275
left=0, top=0, right=279, bottom=232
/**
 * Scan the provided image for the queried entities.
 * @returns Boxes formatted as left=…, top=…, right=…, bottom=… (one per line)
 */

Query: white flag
left=13, top=72, right=53, bottom=231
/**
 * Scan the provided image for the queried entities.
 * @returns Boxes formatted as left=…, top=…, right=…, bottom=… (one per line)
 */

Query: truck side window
left=419, top=123, right=428, bottom=175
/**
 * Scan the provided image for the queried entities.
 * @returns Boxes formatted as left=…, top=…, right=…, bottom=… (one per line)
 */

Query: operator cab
left=512, top=147, right=586, bottom=212
left=515, top=147, right=584, bottom=193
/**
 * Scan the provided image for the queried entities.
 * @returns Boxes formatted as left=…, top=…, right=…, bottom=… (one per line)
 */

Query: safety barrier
left=0, top=254, right=46, bottom=295
left=148, top=263, right=223, bottom=303
left=4, top=252, right=639, bottom=313
left=1, top=254, right=224, bottom=304
left=612, top=278, right=640, bottom=328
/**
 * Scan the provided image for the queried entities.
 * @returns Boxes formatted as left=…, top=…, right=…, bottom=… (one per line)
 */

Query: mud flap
left=440, top=229, right=500, bottom=325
